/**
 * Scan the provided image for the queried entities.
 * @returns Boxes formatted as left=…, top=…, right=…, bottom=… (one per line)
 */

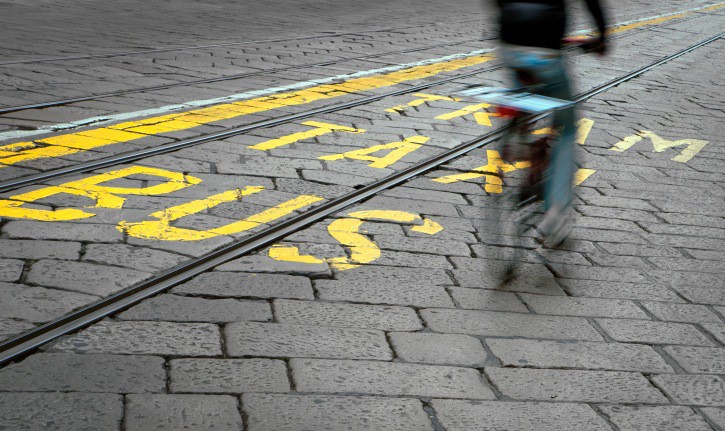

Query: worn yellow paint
left=249, top=121, right=365, bottom=151
left=269, top=209, right=442, bottom=270
left=574, top=168, right=596, bottom=186
left=433, top=150, right=531, bottom=193
left=385, top=93, right=458, bottom=113
left=610, top=130, right=708, bottom=163
left=411, top=218, right=444, bottom=234
left=576, top=118, right=594, bottom=145
left=119, top=189, right=323, bottom=241
left=269, top=244, right=324, bottom=264
left=436, top=103, right=490, bottom=120
left=320, top=136, right=429, bottom=168
left=0, top=54, right=494, bottom=168
left=0, top=166, right=199, bottom=221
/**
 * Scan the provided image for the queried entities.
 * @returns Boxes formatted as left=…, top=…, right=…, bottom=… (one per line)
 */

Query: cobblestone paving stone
left=0, top=2, right=724, bottom=429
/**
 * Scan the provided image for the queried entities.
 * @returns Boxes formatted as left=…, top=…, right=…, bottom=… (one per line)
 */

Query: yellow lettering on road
left=249, top=121, right=365, bottom=151
left=0, top=54, right=494, bottom=168
left=320, top=136, right=429, bottom=168
left=610, top=130, right=708, bottom=163
left=269, top=209, right=443, bottom=271
left=0, top=166, right=199, bottom=221
left=574, top=168, right=596, bottom=186
left=436, top=103, right=501, bottom=126
left=432, top=150, right=531, bottom=193
left=386, top=93, right=458, bottom=113
left=120, top=190, right=323, bottom=241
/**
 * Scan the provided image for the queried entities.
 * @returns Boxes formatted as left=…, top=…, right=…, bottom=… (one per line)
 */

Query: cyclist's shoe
left=539, top=204, right=572, bottom=248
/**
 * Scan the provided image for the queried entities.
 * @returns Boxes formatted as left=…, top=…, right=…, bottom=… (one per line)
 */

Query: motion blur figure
left=494, top=0, right=608, bottom=246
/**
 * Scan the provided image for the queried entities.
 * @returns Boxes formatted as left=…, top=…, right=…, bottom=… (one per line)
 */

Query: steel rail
left=0, top=13, right=707, bottom=195
left=0, top=58, right=502, bottom=195
left=0, top=36, right=490, bottom=115
left=0, top=8, right=708, bottom=115
left=0, top=31, right=720, bottom=366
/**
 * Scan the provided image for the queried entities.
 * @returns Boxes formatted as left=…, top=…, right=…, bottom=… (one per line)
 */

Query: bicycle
left=456, top=36, right=600, bottom=280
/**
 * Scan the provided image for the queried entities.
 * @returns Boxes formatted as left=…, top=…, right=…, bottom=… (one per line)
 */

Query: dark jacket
left=497, top=0, right=607, bottom=50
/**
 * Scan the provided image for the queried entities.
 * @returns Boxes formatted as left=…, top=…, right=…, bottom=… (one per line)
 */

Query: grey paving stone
left=596, top=318, right=715, bottom=346
left=652, top=374, right=725, bottom=406
left=487, top=339, right=673, bottom=373
left=125, top=394, right=242, bottom=431
left=49, top=321, right=221, bottom=356
left=702, top=323, right=725, bottom=345
left=0, top=239, right=81, bottom=260
left=357, top=250, right=454, bottom=269
left=448, top=287, right=529, bottom=312
left=275, top=299, right=422, bottom=331
left=559, top=279, right=684, bottom=302
left=25, top=260, right=151, bottom=296
left=675, top=286, right=725, bottom=306
left=3, top=220, right=123, bottom=242
left=599, top=405, right=714, bottom=431
left=640, top=301, right=723, bottom=324
left=520, top=294, right=649, bottom=319
left=0, top=353, right=164, bottom=393
left=486, top=367, right=666, bottom=403
left=225, top=321, right=392, bottom=360
left=431, top=400, right=611, bottom=431
left=549, top=263, right=648, bottom=283
left=597, top=241, right=683, bottom=257
left=118, top=294, right=271, bottom=323
left=422, top=308, right=602, bottom=341
left=315, top=280, right=454, bottom=308
left=663, top=346, right=725, bottom=374
left=170, top=358, right=289, bottom=394
left=0, top=259, right=23, bottom=282
left=333, top=265, right=453, bottom=285
left=172, top=272, right=314, bottom=299
left=373, top=234, right=471, bottom=256
left=291, top=358, right=494, bottom=399
left=356, top=195, right=461, bottom=217
left=226, top=250, right=336, bottom=278
left=0, top=317, right=34, bottom=340
left=242, top=394, right=434, bottom=431
left=0, top=392, right=123, bottom=431
left=390, top=332, right=487, bottom=367
left=82, top=244, right=188, bottom=272
left=0, top=282, right=98, bottom=322
left=700, top=407, right=725, bottom=429
left=451, top=267, right=567, bottom=295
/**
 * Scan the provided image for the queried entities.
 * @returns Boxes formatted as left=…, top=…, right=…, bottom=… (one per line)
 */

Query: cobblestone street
left=0, top=1, right=723, bottom=430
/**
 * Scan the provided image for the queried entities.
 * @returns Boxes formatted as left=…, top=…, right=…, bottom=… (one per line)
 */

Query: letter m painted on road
left=610, top=130, right=708, bottom=163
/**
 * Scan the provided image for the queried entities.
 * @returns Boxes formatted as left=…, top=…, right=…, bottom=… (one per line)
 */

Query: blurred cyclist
left=494, top=0, right=608, bottom=246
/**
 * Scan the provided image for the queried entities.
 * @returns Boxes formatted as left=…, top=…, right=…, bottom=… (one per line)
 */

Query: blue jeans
left=499, top=45, right=576, bottom=211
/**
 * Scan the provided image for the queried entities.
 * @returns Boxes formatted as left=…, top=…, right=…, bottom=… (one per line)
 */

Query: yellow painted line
left=319, top=136, right=429, bottom=168
left=0, top=54, right=494, bottom=168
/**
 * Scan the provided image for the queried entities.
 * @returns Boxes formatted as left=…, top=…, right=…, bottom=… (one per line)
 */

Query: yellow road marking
left=386, top=93, right=458, bottom=113
left=119, top=190, right=323, bottom=241
left=0, top=54, right=494, bottom=168
left=269, top=210, right=443, bottom=270
left=610, top=130, right=708, bottom=163
left=0, top=166, right=199, bottom=221
left=574, top=168, right=596, bottom=186
left=433, top=149, right=531, bottom=193
left=249, top=121, right=365, bottom=151
left=319, top=136, right=429, bottom=168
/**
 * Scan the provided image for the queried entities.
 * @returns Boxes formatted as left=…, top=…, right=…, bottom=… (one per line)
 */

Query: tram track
left=0, top=31, right=721, bottom=366
left=0, top=6, right=713, bottom=117
left=0, top=36, right=490, bottom=116
left=0, top=9, right=714, bottom=195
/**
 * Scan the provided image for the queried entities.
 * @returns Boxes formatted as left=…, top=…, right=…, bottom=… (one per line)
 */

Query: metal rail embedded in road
left=0, top=31, right=721, bottom=366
